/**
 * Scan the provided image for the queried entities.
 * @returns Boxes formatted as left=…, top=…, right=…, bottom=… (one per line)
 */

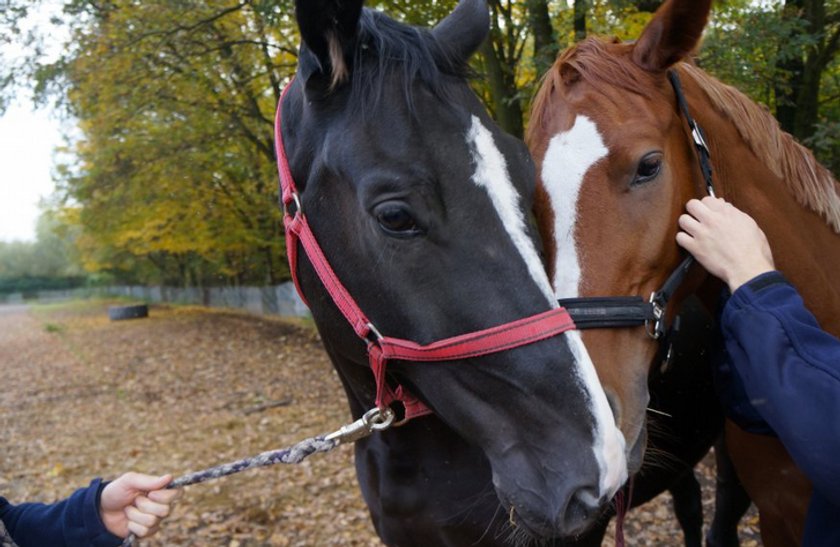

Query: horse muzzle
left=489, top=448, right=619, bottom=540
left=496, top=481, right=609, bottom=539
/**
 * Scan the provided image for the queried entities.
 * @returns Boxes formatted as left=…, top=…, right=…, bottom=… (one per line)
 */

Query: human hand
left=676, top=196, right=775, bottom=292
left=99, top=472, right=181, bottom=539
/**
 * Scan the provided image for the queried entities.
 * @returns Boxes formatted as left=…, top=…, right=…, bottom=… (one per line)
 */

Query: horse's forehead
left=343, top=86, right=471, bottom=141
left=551, top=90, right=670, bottom=165
left=319, top=103, right=466, bottom=176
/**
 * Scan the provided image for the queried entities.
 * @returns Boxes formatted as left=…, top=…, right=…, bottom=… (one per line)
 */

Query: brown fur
left=678, top=63, right=840, bottom=233
left=528, top=39, right=664, bottom=145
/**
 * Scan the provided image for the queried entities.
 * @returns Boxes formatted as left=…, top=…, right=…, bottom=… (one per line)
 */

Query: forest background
left=1, top=0, right=837, bottom=292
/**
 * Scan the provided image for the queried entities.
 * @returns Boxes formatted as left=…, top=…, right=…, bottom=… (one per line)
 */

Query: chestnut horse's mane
left=528, top=37, right=840, bottom=234
left=528, top=39, right=661, bottom=144
left=679, top=63, right=840, bottom=234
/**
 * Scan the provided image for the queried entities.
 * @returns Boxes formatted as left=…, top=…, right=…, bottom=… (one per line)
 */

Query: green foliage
left=700, top=0, right=839, bottom=175
left=48, top=0, right=295, bottom=286
left=368, top=0, right=458, bottom=25
left=701, top=3, right=814, bottom=112
left=43, top=322, right=65, bottom=333
left=0, top=1, right=36, bottom=113
left=0, top=208, right=87, bottom=294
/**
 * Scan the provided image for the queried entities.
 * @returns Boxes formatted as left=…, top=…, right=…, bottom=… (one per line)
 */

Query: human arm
left=675, top=196, right=840, bottom=505
left=720, top=272, right=840, bottom=507
left=1, top=478, right=122, bottom=546
left=0, top=474, right=180, bottom=547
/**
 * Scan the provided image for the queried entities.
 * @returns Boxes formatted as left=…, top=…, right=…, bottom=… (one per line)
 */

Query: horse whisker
left=473, top=501, right=504, bottom=546
left=646, top=406, right=673, bottom=418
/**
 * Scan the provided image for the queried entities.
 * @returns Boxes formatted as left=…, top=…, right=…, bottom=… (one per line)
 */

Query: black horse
left=278, top=1, right=736, bottom=545
left=278, top=0, right=629, bottom=543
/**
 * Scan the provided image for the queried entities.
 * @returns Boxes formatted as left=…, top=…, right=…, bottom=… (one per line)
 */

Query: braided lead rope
left=121, top=407, right=394, bottom=547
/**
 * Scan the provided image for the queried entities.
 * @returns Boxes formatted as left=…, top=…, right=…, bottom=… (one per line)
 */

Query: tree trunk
left=574, top=0, right=587, bottom=42
left=775, top=0, right=838, bottom=141
left=526, top=0, right=557, bottom=75
left=263, top=245, right=277, bottom=285
left=479, top=36, right=524, bottom=138
left=631, top=0, right=664, bottom=12
left=776, top=0, right=807, bottom=134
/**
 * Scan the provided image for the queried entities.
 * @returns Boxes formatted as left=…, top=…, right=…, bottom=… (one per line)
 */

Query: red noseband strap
left=368, top=309, right=575, bottom=417
left=275, top=80, right=577, bottom=422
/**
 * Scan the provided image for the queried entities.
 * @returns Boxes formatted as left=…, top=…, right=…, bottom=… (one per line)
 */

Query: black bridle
left=558, top=70, right=715, bottom=340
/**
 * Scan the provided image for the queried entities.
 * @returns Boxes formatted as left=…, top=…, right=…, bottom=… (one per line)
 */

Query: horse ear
left=432, top=0, right=490, bottom=63
left=294, top=0, right=364, bottom=88
left=631, top=0, right=712, bottom=72
left=560, top=63, right=581, bottom=87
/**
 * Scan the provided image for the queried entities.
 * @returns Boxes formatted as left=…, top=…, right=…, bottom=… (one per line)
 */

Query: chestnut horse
left=526, top=0, right=840, bottom=544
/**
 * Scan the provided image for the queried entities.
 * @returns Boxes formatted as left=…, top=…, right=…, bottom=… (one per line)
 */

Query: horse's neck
left=350, top=398, right=501, bottom=545
left=322, top=346, right=502, bottom=538
left=702, top=111, right=840, bottom=335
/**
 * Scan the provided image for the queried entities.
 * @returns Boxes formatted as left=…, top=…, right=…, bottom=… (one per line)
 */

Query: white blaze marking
left=542, top=116, right=607, bottom=300
left=466, top=116, right=555, bottom=304
left=541, top=115, right=628, bottom=498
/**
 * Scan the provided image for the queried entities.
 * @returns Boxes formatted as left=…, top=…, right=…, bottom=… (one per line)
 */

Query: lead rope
left=613, top=477, right=634, bottom=547
left=119, top=407, right=394, bottom=547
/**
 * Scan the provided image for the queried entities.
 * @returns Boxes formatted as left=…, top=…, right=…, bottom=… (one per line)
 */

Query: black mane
left=349, top=9, right=470, bottom=114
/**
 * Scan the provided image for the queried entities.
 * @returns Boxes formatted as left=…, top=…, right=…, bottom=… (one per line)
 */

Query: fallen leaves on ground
left=0, top=301, right=760, bottom=545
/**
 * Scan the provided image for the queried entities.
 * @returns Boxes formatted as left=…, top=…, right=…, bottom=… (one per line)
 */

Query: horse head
left=527, top=0, right=713, bottom=476
left=279, top=0, right=627, bottom=539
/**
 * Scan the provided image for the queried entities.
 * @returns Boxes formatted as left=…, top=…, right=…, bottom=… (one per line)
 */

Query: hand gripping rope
left=120, top=408, right=394, bottom=546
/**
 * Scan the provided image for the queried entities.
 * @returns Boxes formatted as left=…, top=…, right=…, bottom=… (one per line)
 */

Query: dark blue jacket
left=0, top=479, right=122, bottom=547
left=719, top=271, right=840, bottom=546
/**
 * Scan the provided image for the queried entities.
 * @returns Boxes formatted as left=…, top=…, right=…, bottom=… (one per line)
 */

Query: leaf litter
left=0, top=301, right=760, bottom=545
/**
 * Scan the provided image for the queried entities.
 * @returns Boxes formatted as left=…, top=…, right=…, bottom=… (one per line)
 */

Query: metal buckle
left=660, top=343, right=674, bottom=374
left=284, top=192, right=302, bottom=217
left=364, top=322, right=384, bottom=345
left=646, top=292, right=664, bottom=340
left=325, top=407, right=395, bottom=444
left=690, top=122, right=710, bottom=155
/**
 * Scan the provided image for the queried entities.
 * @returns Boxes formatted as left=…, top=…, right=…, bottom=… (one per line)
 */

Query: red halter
left=274, top=80, right=577, bottom=421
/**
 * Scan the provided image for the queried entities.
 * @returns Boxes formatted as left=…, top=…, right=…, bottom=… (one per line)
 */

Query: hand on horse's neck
left=695, top=108, right=840, bottom=335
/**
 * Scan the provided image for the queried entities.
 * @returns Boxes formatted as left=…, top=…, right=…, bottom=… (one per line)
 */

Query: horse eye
left=375, top=204, right=422, bottom=237
left=632, top=153, right=663, bottom=186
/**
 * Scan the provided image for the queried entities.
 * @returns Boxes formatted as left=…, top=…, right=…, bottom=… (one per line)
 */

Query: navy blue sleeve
left=0, top=479, right=123, bottom=547
left=721, top=271, right=840, bottom=507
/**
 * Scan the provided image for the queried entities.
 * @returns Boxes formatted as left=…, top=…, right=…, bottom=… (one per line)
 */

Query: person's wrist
left=726, top=263, right=775, bottom=292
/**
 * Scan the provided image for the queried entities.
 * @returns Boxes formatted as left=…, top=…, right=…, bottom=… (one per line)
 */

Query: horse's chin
left=504, top=517, right=564, bottom=547
left=496, top=492, right=608, bottom=544
left=502, top=506, right=610, bottom=546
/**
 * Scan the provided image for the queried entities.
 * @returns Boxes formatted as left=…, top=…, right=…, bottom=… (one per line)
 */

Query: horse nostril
left=561, top=487, right=602, bottom=536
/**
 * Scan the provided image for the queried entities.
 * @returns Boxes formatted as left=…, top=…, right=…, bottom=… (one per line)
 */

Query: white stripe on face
left=542, top=115, right=608, bottom=299
left=541, top=115, right=628, bottom=499
left=466, top=115, right=556, bottom=305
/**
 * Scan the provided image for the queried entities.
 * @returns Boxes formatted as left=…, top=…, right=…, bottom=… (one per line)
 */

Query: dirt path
left=0, top=301, right=760, bottom=546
